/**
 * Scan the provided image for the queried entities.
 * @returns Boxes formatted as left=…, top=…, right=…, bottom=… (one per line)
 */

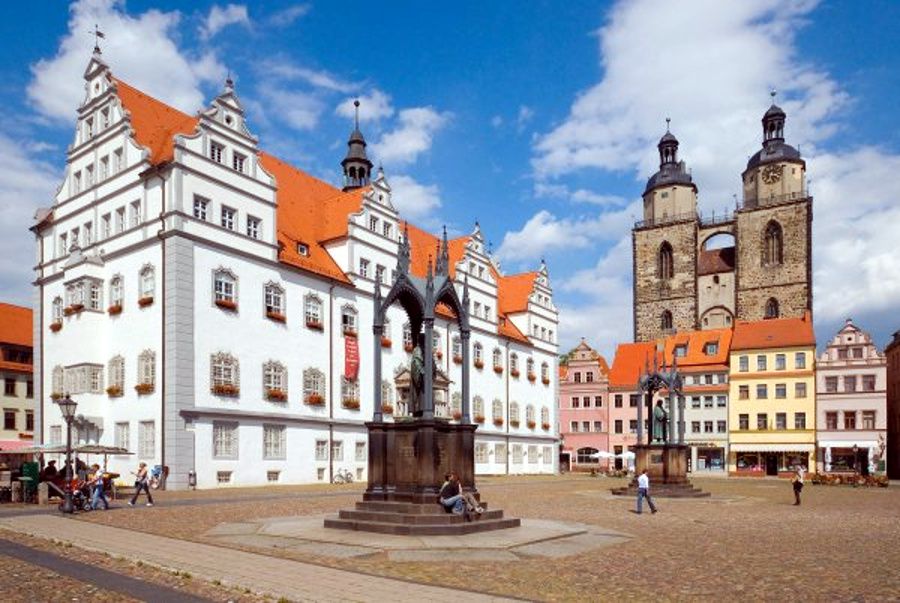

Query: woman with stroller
left=128, top=461, right=154, bottom=507
left=89, top=464, right=109, bottom=510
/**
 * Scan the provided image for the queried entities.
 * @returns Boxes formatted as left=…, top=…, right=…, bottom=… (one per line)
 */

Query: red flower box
left=343, top=328, right=357, bottom=338
left=509, top=420, right=520, bottom=428
left=435, top=350, right=443, bottom=360
left=452, top=410, right=462, bottom=420
left=138, top=296, right=154, bottom=307
left=494, top=418, right=504, bottom=427
left=342, top=399, right=360, bottom=410
left=542, top=422, right=551, bottom=430
left=474, top=414, right=485, bottom=424
left=493, top=365, right=503, bottom=375
left=212, top=383, right=240, bottom=396
left=215, top=298, right=238, bottom=311
left=106, top=386, right=123, bottom=398
left=510, top=369, right=520, bottom=378
left=474, top=360, right=484, bottom=370
left=306, top=320, right=324, bottom=331
left=381, top=403, right=394, bottom=414
left=542, top=377, right=551, bottom=385
left=527, top=420, right=537, bottom=429
left=266, top=389, right=287, bottom=402
left=452, top=355, right=463, bottom=364
left=107, top=304, right=123, bottom=315
left=404, top=343, right=415, bottom=353
left=381, top=337, right=392, bottom=348
left=266, top=311, right=286, bottom=323
left=64, top=304, right=83, bottom=316
left=49, top=322, right=62, bottom=332
left=134, top=383, right=154, bottom=395
left=527, top=373, right=537, bottom=382
left=305, top=393, right=325, bottom=406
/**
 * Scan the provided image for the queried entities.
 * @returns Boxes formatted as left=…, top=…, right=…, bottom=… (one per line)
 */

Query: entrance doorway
left=614, top=446, right=623, bottom=470
left=765, top=454, right=778, bottom=476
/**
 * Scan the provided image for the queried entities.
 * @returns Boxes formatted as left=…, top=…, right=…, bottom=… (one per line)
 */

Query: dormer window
left=704, top=342, right=718, bottom=355
left=674, top=344, right=687, bottom=358
left=232, top=152, right=245, bottom=173
left=210, top=142, right=224, bottom=163
left=297, top=243, right=309, bottom=256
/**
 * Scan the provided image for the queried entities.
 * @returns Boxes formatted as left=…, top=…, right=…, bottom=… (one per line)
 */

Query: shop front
left=730, top=444, right=814, bottom=477
left=688, top=444, right=725, bottom=472
left=818, top=439, right=884, bottom=475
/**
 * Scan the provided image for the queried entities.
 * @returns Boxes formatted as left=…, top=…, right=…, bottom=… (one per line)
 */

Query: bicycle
left=332, top=468, right=354, bottom=484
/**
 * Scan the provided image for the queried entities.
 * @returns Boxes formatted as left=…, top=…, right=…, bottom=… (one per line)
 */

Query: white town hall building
left=32, top=50, right=559, bottom=489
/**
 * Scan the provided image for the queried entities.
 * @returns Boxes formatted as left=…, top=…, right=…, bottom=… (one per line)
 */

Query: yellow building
left=728, top=313, right=816, bottom=476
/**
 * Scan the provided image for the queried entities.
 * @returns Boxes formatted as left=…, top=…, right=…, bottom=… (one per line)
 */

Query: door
left=614, top=446, right=623, bottom=470
left=765, top=454, right=778, bottom=476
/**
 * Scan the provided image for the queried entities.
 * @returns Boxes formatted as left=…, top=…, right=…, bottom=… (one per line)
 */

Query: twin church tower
left=632, top=100, right=813, bottom=342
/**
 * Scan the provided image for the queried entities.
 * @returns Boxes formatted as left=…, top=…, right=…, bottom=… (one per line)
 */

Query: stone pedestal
left=611, top=444, right=709, bottom=498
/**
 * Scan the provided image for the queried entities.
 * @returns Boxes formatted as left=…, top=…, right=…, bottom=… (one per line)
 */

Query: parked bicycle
left=332, top=468, right=354, bottom=484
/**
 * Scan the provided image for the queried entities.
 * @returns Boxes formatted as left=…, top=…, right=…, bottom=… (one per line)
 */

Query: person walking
left=88, top=464, right=109, bottom=510
left=636, top=469, right=658, bottom=514
left=791, top=465, right=805, bottom=506
left=128, top=462, right=154, bottom=507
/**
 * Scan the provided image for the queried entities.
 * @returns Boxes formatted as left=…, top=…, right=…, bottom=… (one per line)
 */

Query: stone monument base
left=610, top=444, right=709, bottom=498
left=324, top=419, right=520, bottom=534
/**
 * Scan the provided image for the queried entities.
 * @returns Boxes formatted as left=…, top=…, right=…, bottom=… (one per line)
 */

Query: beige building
left=816, top=319, right=887, bottom=474
left=0, top=303, right=34, bottom=450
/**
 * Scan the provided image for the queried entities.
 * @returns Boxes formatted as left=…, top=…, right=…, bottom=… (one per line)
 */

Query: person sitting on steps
left=439, top=471, right=483, bottom=519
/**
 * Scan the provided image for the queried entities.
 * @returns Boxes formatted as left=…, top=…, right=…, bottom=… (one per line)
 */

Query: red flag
left=345, top=336, right=359, bottom=379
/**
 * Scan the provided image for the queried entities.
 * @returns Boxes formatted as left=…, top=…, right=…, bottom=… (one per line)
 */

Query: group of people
left=439, top=471, right=484, bottom=520
left=39, top=459, right=156, bottom=510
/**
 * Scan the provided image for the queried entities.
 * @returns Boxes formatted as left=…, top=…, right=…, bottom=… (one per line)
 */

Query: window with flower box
left=304, top=294, right=323, bottom=329
left=381, top=317, right=392, bottom=347
left=510, top=353, right=519, bottom=377
left=541, top=362, right=550, bottom=384
left=264, top=282, right=285, bottom=321
left=107, top=356, right=124, bottom=396
left=526, top=358, right=535, bottom=381
left=492, top=348, right=502, bottom=373
left=541, top=406, right=550, bottom=430
left=263, top=361, right=287, bottom=401
left=341, top=305, right=357, bottom=337
left=212, top=421, right=238, bottom=459
left=341, top=377, right=360, bottom=408
left=473, top=343, right=484, bottom=369
left=508, top=401, right=519, bottom=427
left=136, top=350, right=155, bottom=394
left=452, top=337, right=462, bottom=363
left=303, top=368, right=325, bottom=405
left=526, top=405, right=536, bottom=429
left=473, top=396, right=485, bottom=423
left=139, top=265, right=154, bottom=305
left=210, top=352, right=239, bottom=396
left=381, top=380, right=394, bottom=414
left=51, top=297, right=63, bottom=328
left=263, top=424, right=286, bottom=459
left=493, top=399, right=504, bottom=426
left=108, top=276, right=123, bottom=313
left=403, top=323, right=413, bottom=352
left=213, top=269, right=238, bottom=310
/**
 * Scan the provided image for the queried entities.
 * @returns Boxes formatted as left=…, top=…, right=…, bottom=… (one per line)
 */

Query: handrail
left=633, top=212, right=697, bottom=229
left=738, top=191, right=809, bottom=210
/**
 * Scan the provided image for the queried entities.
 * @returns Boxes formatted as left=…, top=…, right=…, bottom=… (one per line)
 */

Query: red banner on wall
left=345, top=336, right=360, bottom=379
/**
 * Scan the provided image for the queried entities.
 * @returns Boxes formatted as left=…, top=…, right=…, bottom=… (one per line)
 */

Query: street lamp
left=56, top=395, right=78, bottom=514
left=852, top=443, right=859, bottom=477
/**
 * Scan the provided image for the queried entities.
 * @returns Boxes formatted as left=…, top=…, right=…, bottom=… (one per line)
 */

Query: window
left=541, top=406, right=550, bottom=427
left=355, top=441, right=367, bottom=462
left=4, top=410, right=15, bottom=430
left=658, top=242, right=674, bottom=280
left=862, top=375, right=876, bottom=391
left=763, top=220, right=783, bottom=265
left=757, top=355, right=767, bottom=371
left=139, top=421, right=155, bottom=458
left=51, top=366, right=64, bottom=396
left=101, top=214, right=111, bottom=239
left=210, top=141, right=224, bottom=163
left=825, top=376, right=838, bottom=393
left=331, top=440, right=344, bottom=462
left=130, top=200, right=141, bottom=227
left=756, top=384, right=767, bottom=399
left=359, top=258, right=369, bottom=278
left=825, top=412, right=838, bottom=430
left=88, top=282, right=101, bottom=310
left=83, top=222, right=93, bottom=246
left=473, top=343, right=483, bottom=365
left=704, top=421, right=713, bottom=433
left=704, top=396, right=713, bottom=408
left=674, top=344, right=687, bottom=358
left=315, top=439, right=328, bottom=461
left=717, top=420, right=726, bottom=433
left=594, top=396, right=602, bottom=407
left=304, top=295, right=322, bottom=327
left=213, top=269, right=237, bottom=304
left=862, top=411, right=876, bottom=430
left=629, top=394, right=639, bottom=408
left=341, top=305, right=357, bottom=336
left=509, top=353, right=519, bottom=374
left=475, top=442, right=489, bottom=463
left=574, top=372, right=582, bottom=384
left=593, top=420, right=602, bottom=432
left=570, top=421, right=578, bottom=433
left=739, top=414, right=749, bottom=430
left=138, top=350, right=155, bottom=389
left=691, top=396, right=701, bottom=409
left=739, top=355, right=749, bottom=372
left=794, top=412, right=806, bottom=430
left=85, top=164, right=94, bottom=187
left=108, top=356, right=124, bottom=391
left=661, top=310, right=673, bottom=332
left=221, top=206, right=236, bottom=230
left=267, top=471, right=280, bottom=483
left=614, top=394, right=623, bottom=408
left=212, top=421, right=238, bottom=458
left=139, top=265, right=155, bottom=299
left=716, top=395, right=726, bottom=408
left=757, top=413, right=768, bottom=430
left=526, top=405, right=536, bottom=426
left=49, top=425, right=62, bottom=445
left=764, top=297, right=779, bottom=319
left=302, top=368, right=325, bottom=403
left=210, top=352, right=239, bottom=392
left=232, top=152, right=245, bottom=173
left=58, top=233, right=68, bottom=257
left=216, top=471, right=233, bottom=484
left=586, top=372, right=594, bottom=383
left=99, top=156, right=109, bottom=180
left=383, top=222, right=393, bottom=239
left=113, top=148, right=123, bottom=173
left=264, top=283, right=284, bottom=317
left=115, top=422, right=130, bottom=450
left=629, top=420, right=638, bottom=434
left=193, top=196, right=209, bottom=220
left=369, top=215, right=379, bottom=232
left=297, top=242, right=309, bottom=256
left=495, top=399, right=506, bottom=423
left=85, top=117, right=94, bottom=138
left=73, top=171, right=82, bottom=194
left=843, top=412, right=856, bottom=430
left=263, top=361, right=287, bottom=396
left=775, top=354, right=786, bottom=370
left=776, top=413, right=786, bottom=430
left=473, top=396, right=484, bottom=419
left=26, top=382, right=33, bottom=399
left=852, top=347, right=863, bottom=359
left=101, top=107, right=110, bottom=128
left=263, top=424, right=286, bottom=459
left=513, top=444, right=524, bottom=464
left=841, top=375, right=857, bottom=392
left=775, top=383, right=786, bottom=399
left=341, top=376, right=359, bottom=404
left=116, top=207, right=125, bottom=233
left=526, top=358, right=535, bottom=377
left=492, top=348, right=502, bottom=370
left=614, top=419, right=623, bottom=434
left=375, top=264, right=385, bottom=284
left=528, top=445, right=539, bottom=464
left=541, top=362, right=549, bottom=382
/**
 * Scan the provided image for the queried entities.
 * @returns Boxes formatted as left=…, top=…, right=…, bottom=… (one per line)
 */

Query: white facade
left=33, top=53, right=559, bottom=488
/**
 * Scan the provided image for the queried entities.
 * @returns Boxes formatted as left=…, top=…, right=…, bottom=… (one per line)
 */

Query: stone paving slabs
left=206, top=513, right=632, bottom=560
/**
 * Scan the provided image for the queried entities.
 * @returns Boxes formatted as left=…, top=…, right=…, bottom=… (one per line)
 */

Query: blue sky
left=1, top=0, right=899, bottom=358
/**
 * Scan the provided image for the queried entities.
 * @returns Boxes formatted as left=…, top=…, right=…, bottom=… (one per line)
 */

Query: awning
left=817, top=440, right=878, bottom=449
left=0, top=440, right=32, bottom=452
left=730, top=443, right=815, bottom=453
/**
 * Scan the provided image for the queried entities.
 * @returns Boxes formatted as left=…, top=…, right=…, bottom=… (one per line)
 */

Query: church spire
left=657, top=117, right=679, bottom=167
left=341, top=99, right=373, bottom=191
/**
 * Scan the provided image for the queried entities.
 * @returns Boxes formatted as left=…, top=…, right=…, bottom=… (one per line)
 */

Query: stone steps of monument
left=323, top=516, right=521, bottom=536
left=355, top=500, right=488, bottom=515
left=339, top=508, right=505, bottom=525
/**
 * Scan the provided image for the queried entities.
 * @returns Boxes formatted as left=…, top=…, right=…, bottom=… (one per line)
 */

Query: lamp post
left=853, top=443, right=859, bottom=478
left=56, top=395, right=78, bottom=514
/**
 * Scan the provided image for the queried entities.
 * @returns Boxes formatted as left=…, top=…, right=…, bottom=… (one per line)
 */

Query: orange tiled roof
left=113, top=78, right=540, bottom=344
left=731, top=313, right=815, bottom=351
left=0, top=303, right=32, bottom=348
left=608, top=341, right=656, bottom=388
left=662, top=328, right=732, bottom=367
left=558, top=364, right=568, bottom=379
left=597, top=355, right=610, bottom=375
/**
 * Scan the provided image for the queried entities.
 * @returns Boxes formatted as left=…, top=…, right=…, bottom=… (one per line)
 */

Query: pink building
left=608, top=341, right=656, bottom=470
left=558, top=340, right=610, bottom=471
left=816, top=319, right=888, bottom=474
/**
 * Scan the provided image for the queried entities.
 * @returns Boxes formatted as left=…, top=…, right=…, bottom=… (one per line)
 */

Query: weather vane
left=89, top=24, right=105, bottom=53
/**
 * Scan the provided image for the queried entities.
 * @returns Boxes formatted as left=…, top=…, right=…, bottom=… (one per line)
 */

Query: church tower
left=341, top=100, right=373, bottom=191
left=632, top=122, right=699, bottom=342
left=734, top=95, right=812, bottom=322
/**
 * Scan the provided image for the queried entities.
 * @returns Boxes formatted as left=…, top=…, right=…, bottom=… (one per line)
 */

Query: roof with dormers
left=661, top=328, right=732, bottom=369
left=112, top=77, right=539, bottom=344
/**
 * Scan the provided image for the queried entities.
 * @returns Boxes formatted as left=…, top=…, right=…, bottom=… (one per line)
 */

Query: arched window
left=473, top=396, right=484, bottom=419
left=137, top=350, right=156, bottom=389
left=493, top=399, right=504, bottom=422
left=382, top=316, right=391, bottom=341
left=263, top=361, right=287, bottom=397
left=304, top=294, right=322, bottom=328
left=109, top=276, right=123, bottom=308
left=213, top=269, right=237, bottom=308
left=473, top=343, right=483, bottom=365
left=661, top=310, right=673, bottom=331
left=492, top=348, right=502, bottom=370
left=658, top=242, right=674, bottom=280
left=541, top=362, right=550, bottom=383
left=765, top=297, right=780, bottom=319
left=509, top=401, right=520, bottom=424
left=510, top=353, right=519, bottom=375
left=763, top=221, right=783, bottom=266
left=576, top=447, right=600, bottom=464
left=341, top=376, right=359, bottom=403
left=52, top=365, right=64, bottom=396
left=139, top=264, right=155, bottom=300
left=526, top=357, right=535, bottom=378
left=52, top=297, right=63, bottom=323
left=107, top=356, right=124, bottom=393
left=541, top=406, right=550, bottom=427
left=526, top=404, right=536, bottom=428
left=341, top=304, right=357, bottom=336
left=452, top=336, right=462, bottom=360
left=303, top=368, right=325, bottom=403
left=264, top=282, right=284, bottom=318
left=210, top=352, right=239, bottom=394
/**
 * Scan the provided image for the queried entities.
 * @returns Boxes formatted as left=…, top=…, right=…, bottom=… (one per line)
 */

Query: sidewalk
left=1, top=515, right=516, bottom=602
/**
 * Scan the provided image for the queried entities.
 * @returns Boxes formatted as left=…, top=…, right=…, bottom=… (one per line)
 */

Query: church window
left=765, top=297, right=779, bottom=319
left=661, top=310, right=673, bottom=331
left=193, top=196, right=209, bottom=220
left=232, top=152, right=245, bottom=173
left=658, top=242, right=674, bottom=280
left=210, top=141, right=224, bottom=163
left=763, top=221, right=783, bottom=266
left=213, top=269, right=237, bottom=304
left=220, top=206, right=236, bottom=230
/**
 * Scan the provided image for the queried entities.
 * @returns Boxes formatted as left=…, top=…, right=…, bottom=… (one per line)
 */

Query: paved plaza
left=2, top=475, right=899, bottom=601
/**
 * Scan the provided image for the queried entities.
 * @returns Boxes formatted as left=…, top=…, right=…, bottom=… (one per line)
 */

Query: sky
left=1, top=0, right=899, bottom=359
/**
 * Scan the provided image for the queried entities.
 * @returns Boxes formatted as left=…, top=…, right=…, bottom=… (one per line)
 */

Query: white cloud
left=490, top=115, right=503, bottom=128
left=534, top=182, right=627, bottom=206
left=29, top=0, right=225, bottom=121
left=263, top=59, right=355, bottom=93
left=336, top=90, right=394, bottom=122
left=516, top=105, right=535, bottom=132
left=389, top=174, right=442, bottom=222
left=200, top=4, right=250, bottom=39
left=0, top=133, right=60, bottom=304
left=266, top=3, right=311, bottom=27
left=371, top=107, right=450, bottom=165
left=258, top=87, right=324, bottom=130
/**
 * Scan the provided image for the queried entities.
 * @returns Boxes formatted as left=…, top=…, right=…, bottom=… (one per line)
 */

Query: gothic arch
left=762, top=220, right=783, bottom=266
left=660, top=310, right=673, bottom=331
left=765, top=297, right=779, bottom=319
left=658, top=242, right=674, bottom=280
